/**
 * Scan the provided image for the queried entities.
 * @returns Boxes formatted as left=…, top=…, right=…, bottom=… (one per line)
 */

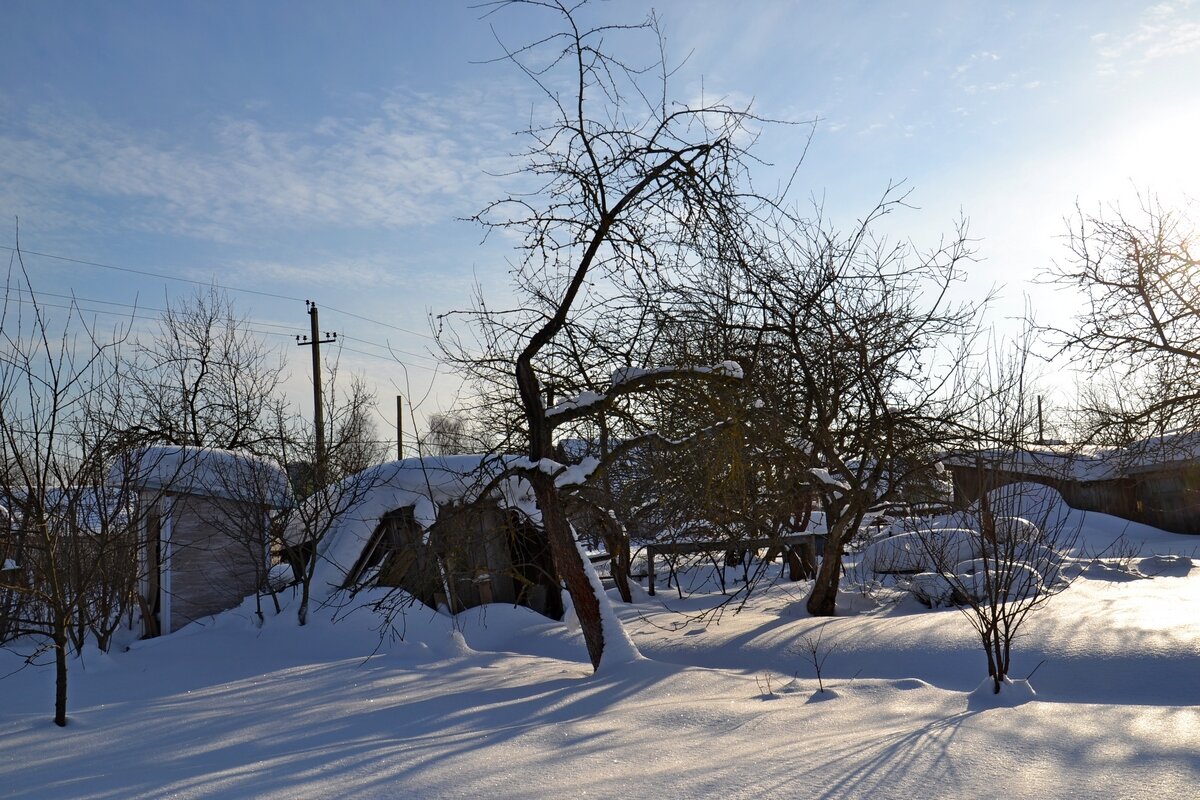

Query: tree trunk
left=529, top=471, right=605, bottom=670
left=297, top=577, right=311, bottom=626
left=607, top=529, right=632, bottom=604
left=787, top=541, right=818, bottom=581
left=983, top=629, right=1003, bottom=693
left=53, top=622, right=68, bottom=727
left=805, top=534, right=844, bottom=616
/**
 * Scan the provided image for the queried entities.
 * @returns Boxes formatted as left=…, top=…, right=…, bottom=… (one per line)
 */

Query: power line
left=337, top=344, right=439, bottom=372
left=10, top=283, right=444, bottom=365
left=3, top=245, right=306, bottom=303
left=339, top=333, right=440, bottom=366
left=4, top=294, right=297, bottom=340
left=9, top=290, right=305, bottom=337
left=1, top=244, right=440, bottom=343
left=3, top=294, right=441, bottom=372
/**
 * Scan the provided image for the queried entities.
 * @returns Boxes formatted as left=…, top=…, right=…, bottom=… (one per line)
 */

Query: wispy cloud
left=1094, top=1, right=1200, bottom=75
left=0, top=86, right=517, bottom=241
left=952, top=50, right=1002, bottom=78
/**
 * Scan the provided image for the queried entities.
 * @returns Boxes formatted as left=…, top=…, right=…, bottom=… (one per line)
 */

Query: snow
left=610, top=360, right=744, bottom=387
left=1, top=558, right=17, bottom=571
left=808, top=466, right=850, bottom=491
left=4, top=496, right=1200, bottom=798
left=967, top=676, right=1037, bottom=709
left=551, top=455, right=600, bottom=488
left=859, top=529, right=979, bottom=574
left=111, top=445, right=291, bottom=507
left=545, top=390, right=606, bottom=418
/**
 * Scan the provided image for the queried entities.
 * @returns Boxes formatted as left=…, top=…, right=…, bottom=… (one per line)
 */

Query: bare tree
left=126, top=286, right=286, bottom=454
left=439, top=0, right=789, bottom=669
left=0, top=247, right=167, bottom=726
left=910, top=345, right=1079, bottom=693
left=423, top=412, right=473, bottom=456
left=1045, top=194, right=1200, bottom=441
left=670, top=192, right=986, bottom=616
left=328, top=375, right=388, bottom=476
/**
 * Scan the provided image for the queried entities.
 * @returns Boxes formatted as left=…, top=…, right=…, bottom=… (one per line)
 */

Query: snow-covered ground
left=3, top=504, right=1200, bottom=799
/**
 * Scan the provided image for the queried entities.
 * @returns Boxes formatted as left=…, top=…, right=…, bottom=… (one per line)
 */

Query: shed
left=946, top=433, right=1200, bottom=534
left=290, top=455, right=562, bottom=619
left=114, top=446, right=291, bottom=637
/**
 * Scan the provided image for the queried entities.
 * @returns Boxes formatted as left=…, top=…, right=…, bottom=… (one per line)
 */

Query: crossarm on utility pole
left=296, top=301, right=338, bottom=486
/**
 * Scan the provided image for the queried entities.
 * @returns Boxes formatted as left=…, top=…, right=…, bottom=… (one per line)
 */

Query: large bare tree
left=440, top=0, right=787, bottom=669
left=669, top=191, right=988, bottom=616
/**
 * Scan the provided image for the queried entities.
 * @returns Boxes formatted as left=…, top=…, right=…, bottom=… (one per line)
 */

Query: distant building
left=946, top=432, right=1200, bottom=534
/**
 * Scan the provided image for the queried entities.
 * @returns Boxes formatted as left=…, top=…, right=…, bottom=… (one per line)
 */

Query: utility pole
left=396, top=394, right=404, bottom=461
left=1037, top=395, right=1044, bottom=446
left=297, top=301, right=337, bottom=486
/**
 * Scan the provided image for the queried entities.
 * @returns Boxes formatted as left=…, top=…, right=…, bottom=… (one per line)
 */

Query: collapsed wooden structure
left=294, top=456, right=563, bottom=619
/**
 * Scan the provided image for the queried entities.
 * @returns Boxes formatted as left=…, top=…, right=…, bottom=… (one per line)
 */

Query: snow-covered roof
left=943, top=445, right=1116, bottom=482
left=1120, top=430, right=1200, bottom=473
left=110, top=446, right=292, bottom=507
left=945, top=431, right=1200, bottom=483
left=299, top=455, right=546, bottom=598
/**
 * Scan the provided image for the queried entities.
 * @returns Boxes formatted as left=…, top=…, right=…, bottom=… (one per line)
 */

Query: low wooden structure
left=343, top=500, right=561, bottom=618
left=299, top=456, right=564, bottom=620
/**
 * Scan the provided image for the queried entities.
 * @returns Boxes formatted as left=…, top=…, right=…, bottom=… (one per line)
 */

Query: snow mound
left=993, top=516, right=1042, bottom=543
left=954, top=560, right=1044, bottom=601
left=805, top=688, right=841, bottom=703
left=967, top=676, right=1037, bottom=709
left=908, top=572, right=956, bottom=607
left=981, top=483, right=1072, bottom=532
left=860, top=529, right=979, bottom=574
left=1080, top=560, right=1144, bottom=582
left=1138, top=554, right=1194, bottom=577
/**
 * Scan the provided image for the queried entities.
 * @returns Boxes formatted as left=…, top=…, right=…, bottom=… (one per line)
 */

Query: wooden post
left=647, top=545, right=656, bottom=596
left=1037, top=395, right=1044, bottom=445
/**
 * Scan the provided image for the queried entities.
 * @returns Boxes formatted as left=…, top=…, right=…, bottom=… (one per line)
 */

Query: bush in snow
left=952, top=559, right=1044, bottom=602
left=913, top=479, right=1079, bottom=694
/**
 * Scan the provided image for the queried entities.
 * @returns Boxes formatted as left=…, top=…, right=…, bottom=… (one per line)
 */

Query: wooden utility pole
left=1037, top=395, right=1044, bottom=446
left=296, top=301, right=337, bottom=485
left=396, top=394, right=404, bottom=460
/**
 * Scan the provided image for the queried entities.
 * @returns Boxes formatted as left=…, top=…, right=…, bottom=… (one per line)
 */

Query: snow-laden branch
left=545, top=361, right=744, bottom=425
left=809, top=467, right=850, bottom=493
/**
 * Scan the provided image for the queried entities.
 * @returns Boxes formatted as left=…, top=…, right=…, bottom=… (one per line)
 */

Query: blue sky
left=3, top=1, right=1199, bottom=445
